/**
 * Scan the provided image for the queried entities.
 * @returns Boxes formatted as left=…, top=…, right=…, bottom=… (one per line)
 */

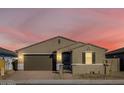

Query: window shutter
left=82, top=52, right=85, bottom=64
left=92, top=52, right=95, bottom=64
left=58, top=39, right=61, bottom=44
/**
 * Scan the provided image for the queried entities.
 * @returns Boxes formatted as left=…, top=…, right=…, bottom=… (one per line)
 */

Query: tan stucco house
left=16, top=36, right=107, bottom=75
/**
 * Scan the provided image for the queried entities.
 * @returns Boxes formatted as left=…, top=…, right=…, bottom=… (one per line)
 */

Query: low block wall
left=72, top=64, right=104, bottom=75
left=72, top=58, right=120, bottom=76
left=106, top=58, right=120, bottom=74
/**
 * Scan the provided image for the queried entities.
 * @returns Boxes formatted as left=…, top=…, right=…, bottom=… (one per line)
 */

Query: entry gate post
left=1, top=67, right=5, bottom=77
left=59, top=64, right=63, bottom=79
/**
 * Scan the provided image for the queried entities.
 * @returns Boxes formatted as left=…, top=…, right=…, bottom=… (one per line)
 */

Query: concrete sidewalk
left=1, top=80, right=124, bottom=85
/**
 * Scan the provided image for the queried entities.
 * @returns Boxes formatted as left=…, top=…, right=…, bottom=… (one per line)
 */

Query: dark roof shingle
left=0, top=47, right=17, bottom=57
left=107, top=47, right=124, bottom=54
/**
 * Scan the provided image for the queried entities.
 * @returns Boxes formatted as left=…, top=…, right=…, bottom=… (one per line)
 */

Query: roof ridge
left=16, top=36, right=107, bottom=52
left=16, top=36, right=77, bottom=51
left=87, top=43, right=108, bottom=50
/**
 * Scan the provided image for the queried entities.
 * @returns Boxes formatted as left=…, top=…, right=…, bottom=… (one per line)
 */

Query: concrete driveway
left=2, top=71, right=124, bottom=84
left=5, top=71, right=73, bottom=80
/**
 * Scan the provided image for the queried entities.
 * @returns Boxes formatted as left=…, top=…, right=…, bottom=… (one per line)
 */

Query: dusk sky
left=0, top=8, right=124, bottom=51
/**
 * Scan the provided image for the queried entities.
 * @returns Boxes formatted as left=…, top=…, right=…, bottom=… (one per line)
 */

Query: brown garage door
left=24, top=54, right=52, bottom=70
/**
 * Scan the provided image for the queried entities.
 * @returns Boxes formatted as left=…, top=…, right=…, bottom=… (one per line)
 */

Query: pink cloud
left=0, top=9, right=124, bottom=51
left=0, top=26, right=46, bottom=50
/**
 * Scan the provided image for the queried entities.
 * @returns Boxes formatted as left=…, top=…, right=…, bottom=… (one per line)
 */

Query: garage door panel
left=24, top=55, right=52, bottom=70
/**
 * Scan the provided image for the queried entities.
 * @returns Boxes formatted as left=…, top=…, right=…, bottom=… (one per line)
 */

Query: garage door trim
left=23, top=53, right=53, bottom=55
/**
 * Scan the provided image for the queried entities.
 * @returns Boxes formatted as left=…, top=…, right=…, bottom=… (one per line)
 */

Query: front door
left=120, top=57, right=124, bottom=71
left=62, top=52, right=72, bottom=71
left=52, top=52, right=57, bottom=71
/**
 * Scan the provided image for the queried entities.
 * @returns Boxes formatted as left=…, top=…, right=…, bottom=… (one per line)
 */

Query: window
left=85, top=52, right=92, bottom=64
left=82, top=52, right=95, bottom=64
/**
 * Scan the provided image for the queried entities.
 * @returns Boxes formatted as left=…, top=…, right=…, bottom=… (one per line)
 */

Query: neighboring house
left=16, top=36, right=107, bottom=75
left=106, top=47, right=124, bottom=72
left=0, top=47, right=17, bottom=70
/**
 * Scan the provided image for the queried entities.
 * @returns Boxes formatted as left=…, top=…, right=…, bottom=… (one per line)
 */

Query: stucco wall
left=18, top=37, right=75, bottom=54
left=17, top=37, right=76, bottom=70
left=72, top=45, right=106, bottom=64
left=72, top=44, right=106, bottom=75
left=59, top=42, right=85, bottom=52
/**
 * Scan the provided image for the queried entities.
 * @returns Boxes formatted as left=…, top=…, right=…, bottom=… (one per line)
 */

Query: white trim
left=22, top=53, right=53, bottom=55
left=72, top=64, right=103, bottom=66
left=18, top=63, right=24, bottom=70
left=56, top=63, right=63, bottom=71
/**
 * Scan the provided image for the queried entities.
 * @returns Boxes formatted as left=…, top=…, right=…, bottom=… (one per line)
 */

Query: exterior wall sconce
left=18, top=54, right=24, bottom=63
left=56, top=51, right=62, bottom=63
left=56, top=51, right=63, bottom=77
